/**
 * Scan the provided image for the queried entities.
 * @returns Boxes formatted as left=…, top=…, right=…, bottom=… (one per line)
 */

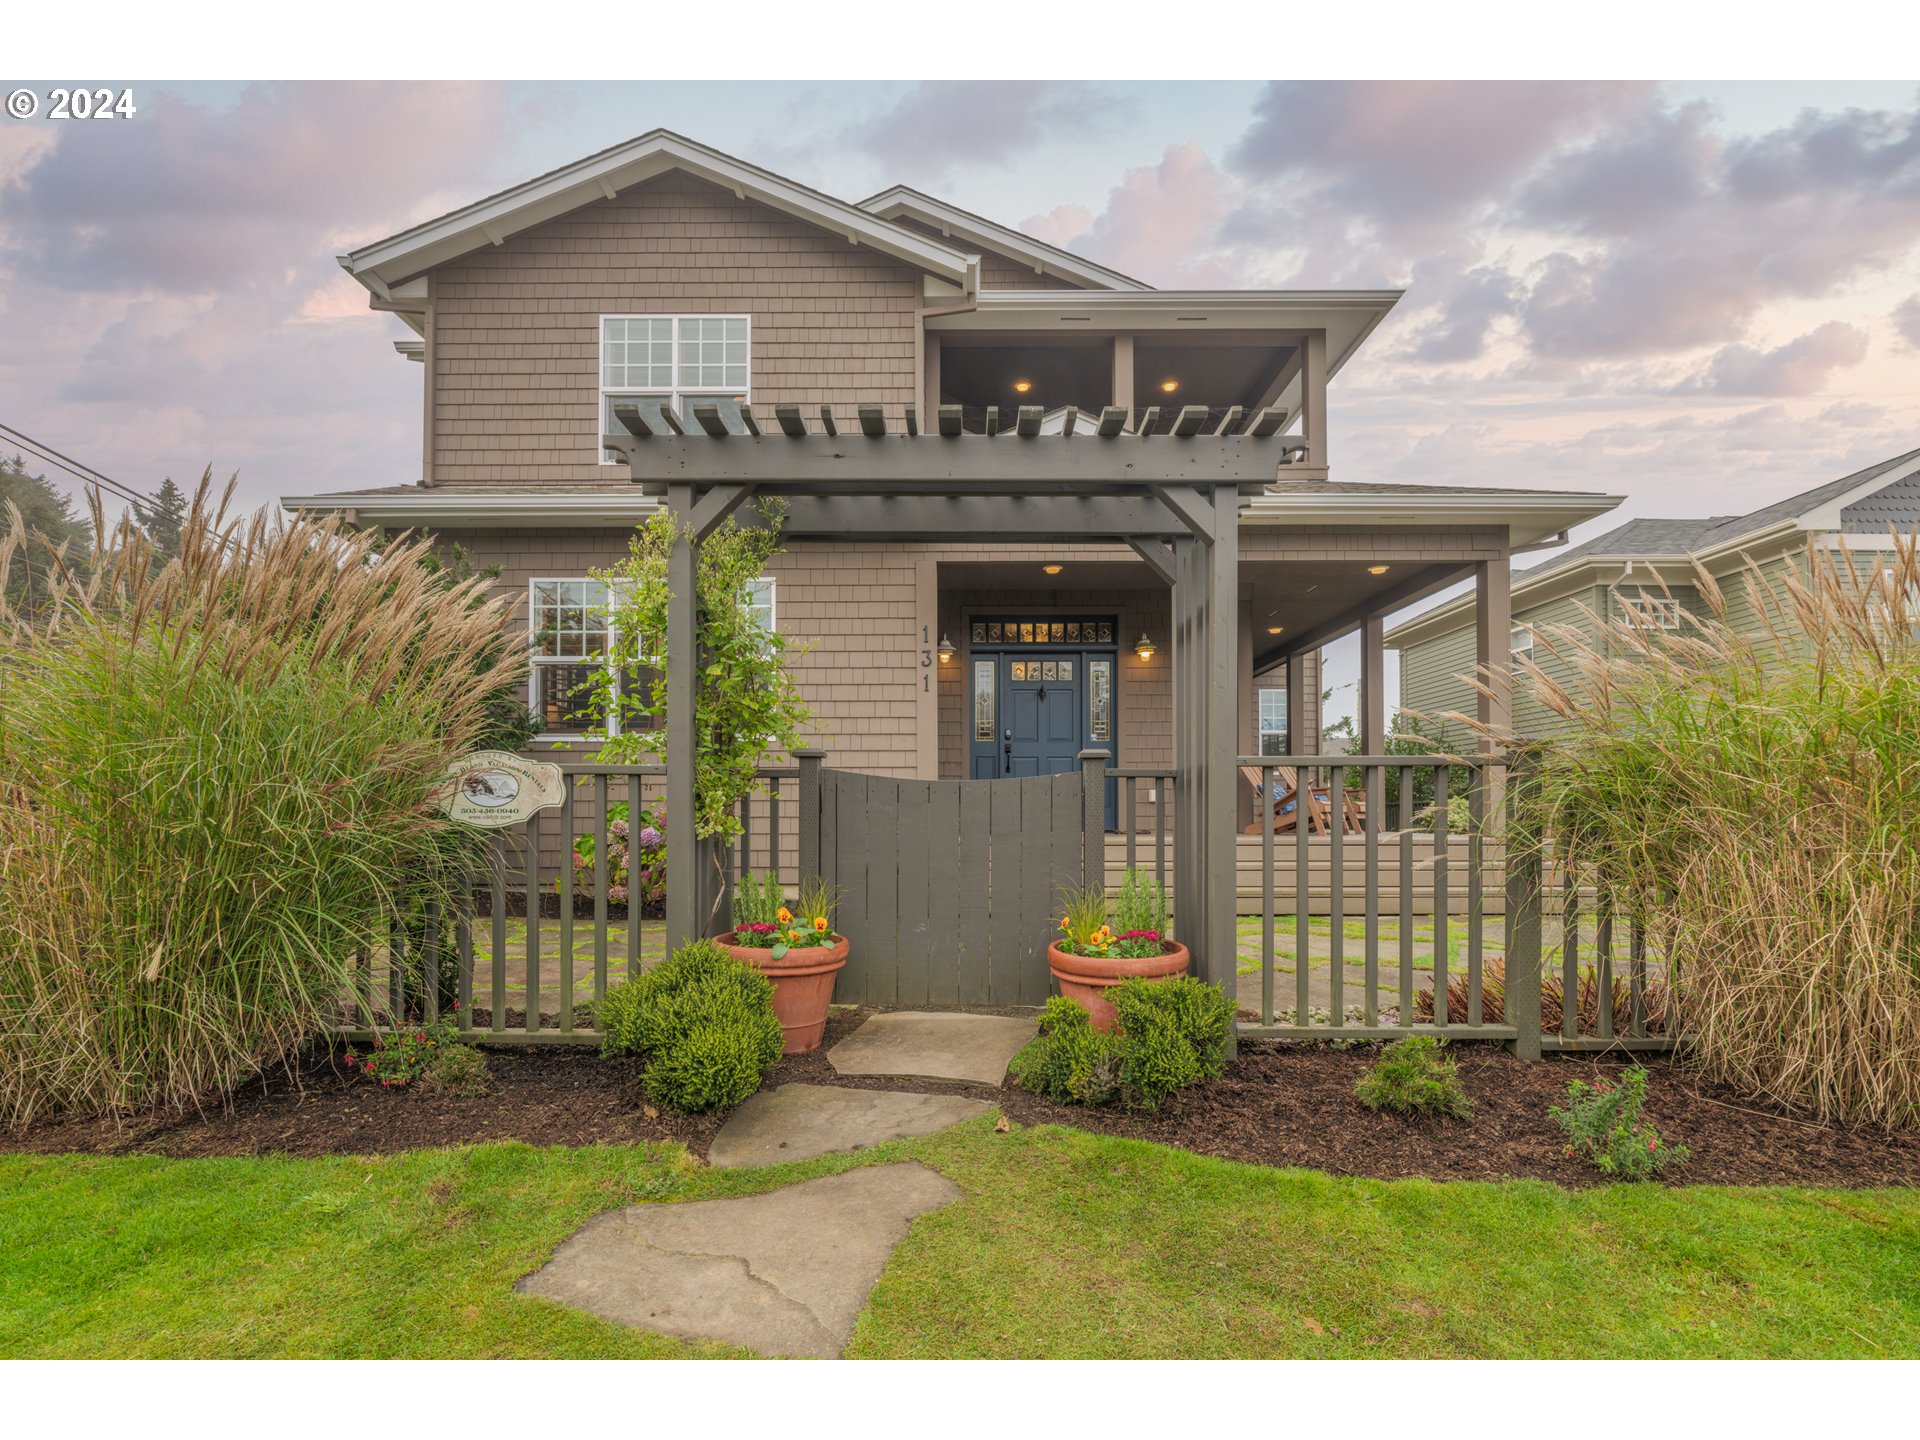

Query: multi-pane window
left=1258, top=688, right=1287, bottom=756
left=600, top=315, right=750, bottom=461
left=1618, top=594, right=1681, bottom=629
left=1511, top=623, right=1535, bottom=673
left=529, top=576, right=775, bottom=738
left=530, top=579, right=613, bottom=737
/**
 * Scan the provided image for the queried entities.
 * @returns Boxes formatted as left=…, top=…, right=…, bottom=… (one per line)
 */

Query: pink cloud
left=1023, top=143, right=1240, bottom=288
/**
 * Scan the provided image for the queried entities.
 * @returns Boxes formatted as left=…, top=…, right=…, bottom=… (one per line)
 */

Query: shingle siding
left=428, top=171, right=923, bottom=489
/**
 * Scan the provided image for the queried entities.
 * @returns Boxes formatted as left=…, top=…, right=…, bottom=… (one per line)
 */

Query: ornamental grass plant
left=1473, top=532, right=1920, bottom=1125
left=0, top=475, right=520, bottom=1127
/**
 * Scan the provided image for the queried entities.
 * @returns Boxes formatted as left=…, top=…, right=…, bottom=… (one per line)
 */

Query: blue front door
left=1003, top=653, right=1084, bottom=777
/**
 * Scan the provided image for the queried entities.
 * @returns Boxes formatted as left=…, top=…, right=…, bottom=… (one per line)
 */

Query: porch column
left=1361, top=611, right=1386, bottom=831
left=1112, top=334, right=1135, bottom=431
left=1474, top=559, right=1512, bottom=747
left=1301, top=330, right=1328, bottom=470
left=1285, top=654, right=1309, bottom=757
left=665, top=487, right=699, bottom=952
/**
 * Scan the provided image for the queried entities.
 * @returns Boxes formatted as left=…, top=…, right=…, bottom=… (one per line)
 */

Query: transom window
left=969, top=618, right=1114, bottom=646
left=600, top=314, right=750, bottom=462
left=1617, top=594, right=1681, bottom=629
left=1258, top=688, right=1287, bottom=756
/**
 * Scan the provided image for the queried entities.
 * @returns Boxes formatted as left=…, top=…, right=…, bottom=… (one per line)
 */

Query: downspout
left=914, top=254, right=980, bottom=417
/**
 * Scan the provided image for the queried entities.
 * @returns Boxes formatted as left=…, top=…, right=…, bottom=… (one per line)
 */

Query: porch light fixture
left=1134, top=632, right=1157, bottom=661
left=1158, top=378, right=1179, bottom=393
left=1367, top=564, right=1390, bottom=575
left=1012, top=379, right=1033, bottom=393
left=1042, top=563, right=1063, bottom=575
left=936, top=633, right=956, bottom=663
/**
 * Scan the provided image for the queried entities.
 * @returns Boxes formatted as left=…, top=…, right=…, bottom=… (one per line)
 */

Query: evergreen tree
left=0, top=454, right=93, bottom=611
left=136, top=476, right=189, bottom=561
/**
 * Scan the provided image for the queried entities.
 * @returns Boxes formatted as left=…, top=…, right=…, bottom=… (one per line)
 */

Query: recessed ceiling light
left=1266, top=625, right=1284, bottom=635
left=1012, top=379, right=1033, bottom=393
left=1159, top=379, right=1179, bottom=393
left=1368, top=565, right=1390, bottom=575
left=1042, top=564, right=1063, bottom=575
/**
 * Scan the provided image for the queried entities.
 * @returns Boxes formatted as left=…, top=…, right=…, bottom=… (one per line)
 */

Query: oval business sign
left=436, top=750, right=566, bottom=828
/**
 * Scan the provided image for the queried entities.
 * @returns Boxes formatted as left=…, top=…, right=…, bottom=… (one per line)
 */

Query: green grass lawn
left=5, top=1120, right=1915, bottom=1358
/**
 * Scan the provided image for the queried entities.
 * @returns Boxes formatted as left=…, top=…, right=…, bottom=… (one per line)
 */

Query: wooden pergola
left=604, top=399, right=1312, bottom=1011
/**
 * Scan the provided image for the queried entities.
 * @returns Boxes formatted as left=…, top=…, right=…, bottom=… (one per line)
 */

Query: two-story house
left=284, top=129, right=1618, bottom=810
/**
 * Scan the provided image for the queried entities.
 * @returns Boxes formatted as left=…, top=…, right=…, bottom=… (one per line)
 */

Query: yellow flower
left=787, top=929, right=802, bottom=943
left=813, top=916, right=829, bottom=932
left=1060, top=916, right=1071, bottom=930
left=776, top=907, right=793, bottom=923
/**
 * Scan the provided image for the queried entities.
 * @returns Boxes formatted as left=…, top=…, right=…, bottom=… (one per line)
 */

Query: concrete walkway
left=709, top=1083, right=991, bottom=1169
left=827, top=1011, right=1035, bottom=1086
left=517, top=1163, right=960, bottom=1358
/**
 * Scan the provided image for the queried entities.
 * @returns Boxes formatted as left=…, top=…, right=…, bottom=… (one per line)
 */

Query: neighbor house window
left=1618, top=594, right=1681, bottom=629
left=745, top=577, right=775, bottom=633
left=1511, top=624, right=1535, bottom=673
left=1258, top=688, right=1287, bottom=756
left=600, top=315, right=750, bottom=461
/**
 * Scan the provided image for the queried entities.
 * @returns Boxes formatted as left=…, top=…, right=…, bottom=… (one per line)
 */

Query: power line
left=0, top=420, right=164, bottom=519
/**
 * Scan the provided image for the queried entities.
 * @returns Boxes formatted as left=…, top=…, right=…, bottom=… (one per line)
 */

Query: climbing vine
left=588, top=500, right=816, bottom=847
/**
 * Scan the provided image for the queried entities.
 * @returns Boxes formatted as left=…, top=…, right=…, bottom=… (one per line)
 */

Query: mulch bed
left=9, top=1009, right=1920, bottom=1189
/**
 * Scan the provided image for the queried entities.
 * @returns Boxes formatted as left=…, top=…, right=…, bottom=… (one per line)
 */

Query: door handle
left=1003, top=728, right=1012, bottom=775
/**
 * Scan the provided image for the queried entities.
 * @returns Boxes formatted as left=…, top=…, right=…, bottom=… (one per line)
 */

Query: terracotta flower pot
left=714, top=934, right=850, bottom=1054
left=1047, top=939, right=1190, bottom=1032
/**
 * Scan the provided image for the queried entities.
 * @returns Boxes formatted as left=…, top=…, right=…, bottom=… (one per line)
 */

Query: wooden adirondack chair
left=1242, top=764, right=1335, bottom=835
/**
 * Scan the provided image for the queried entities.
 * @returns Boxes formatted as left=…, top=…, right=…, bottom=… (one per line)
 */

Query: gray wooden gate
left=818, top=766, right=1098, bottom=1007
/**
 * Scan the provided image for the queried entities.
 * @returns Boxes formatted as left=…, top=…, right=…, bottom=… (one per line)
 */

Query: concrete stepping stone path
left=516, top=1163, right=960, bottom=1358
left=708, top=1082, right=991, bottom=1169
left=827, top=1010, right=1036, bottom=1086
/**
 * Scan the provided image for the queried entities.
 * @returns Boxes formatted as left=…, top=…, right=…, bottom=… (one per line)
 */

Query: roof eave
left=340, top=131, right=979, bottom=293
left=858, top=185, right=1152, bottom=293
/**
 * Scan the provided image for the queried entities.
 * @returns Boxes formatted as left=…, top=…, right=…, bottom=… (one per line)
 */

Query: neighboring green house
left=1387, top=445, right=1920, bottom=744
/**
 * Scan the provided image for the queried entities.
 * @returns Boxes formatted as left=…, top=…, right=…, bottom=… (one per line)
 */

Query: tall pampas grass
left=0, top=475, right=523, bottom=1126
left=1464, top=534, right=1920, bottom=1125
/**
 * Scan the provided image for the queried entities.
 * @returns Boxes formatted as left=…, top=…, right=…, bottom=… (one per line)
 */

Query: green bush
left=599, top=939, right=781, bottom=1112
left=1551, top=1065, right=1689, bottom=1180
left=0, top=478, right=516, bottom=1127
left=1011, top=978, right=1234, bottom=1111
left=422, top=1041, right=491, bottom=1098
left=1354, top=1036, right=1473, bottom=1119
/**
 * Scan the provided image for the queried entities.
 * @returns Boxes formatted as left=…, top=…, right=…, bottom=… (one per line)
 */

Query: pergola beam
left=1150, top=482, right=1221, bottom=541
left=1127, top=537, right=1176, bottom=584
left=688, top=483, right=756, bottom=542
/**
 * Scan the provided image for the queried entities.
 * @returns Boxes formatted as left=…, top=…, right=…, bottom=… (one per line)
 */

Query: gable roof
left=859, top=184, right=1151, bottom=292
left=1385, top=443, right=1920, bottom=646
left=339, top=129, right=980, bottom=302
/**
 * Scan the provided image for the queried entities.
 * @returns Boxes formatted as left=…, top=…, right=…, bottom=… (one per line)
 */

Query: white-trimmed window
left=1257, top=688, right=1287, bottom=756
left=600, top=315, right=750, bottom=461
left=1618, top=593, right=1682, bottom=629
left=1510, top=624, right=1535, bottom=673
left=528, top=576, right=776, bottom=739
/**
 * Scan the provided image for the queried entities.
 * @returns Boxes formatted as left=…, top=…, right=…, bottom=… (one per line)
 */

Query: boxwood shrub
left=1011, top=976, right=1234, bottom=1110
left=600, top=939, right=782, bottom=1112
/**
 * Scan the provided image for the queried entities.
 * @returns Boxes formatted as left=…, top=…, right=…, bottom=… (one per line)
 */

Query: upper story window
left=601, top=315, right=750, bottom=462
left=1618, top=593, right=1681, bottom=630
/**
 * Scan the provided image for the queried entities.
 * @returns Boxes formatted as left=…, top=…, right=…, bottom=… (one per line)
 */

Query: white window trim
left=599, top=313, right=752, bottom=464
left=528, top=575, right=776, bottom=741
left=528, top=576, right=625, bottom=742
left=1618, top=594, right=1682, bottom=629
left=1257, top=687, right=1288, bottom=738
left=1510, top=624, right=1535, bottom=672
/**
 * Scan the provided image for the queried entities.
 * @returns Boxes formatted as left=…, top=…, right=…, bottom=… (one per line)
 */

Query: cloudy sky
left=4, top=79, right=1918, bottom=554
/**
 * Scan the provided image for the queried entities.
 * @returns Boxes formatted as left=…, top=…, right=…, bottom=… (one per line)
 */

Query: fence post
left=795, top=747, right=825, bottom=888
left=1503, top=747, right=1543, bottom=1060
left=1079, top=750, right=1111, bottom=893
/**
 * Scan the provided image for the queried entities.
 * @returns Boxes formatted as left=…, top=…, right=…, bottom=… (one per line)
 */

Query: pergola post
left=1202, top=487, right=1240, bottom=1022
left=665, top=485, right=700, bottom=952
